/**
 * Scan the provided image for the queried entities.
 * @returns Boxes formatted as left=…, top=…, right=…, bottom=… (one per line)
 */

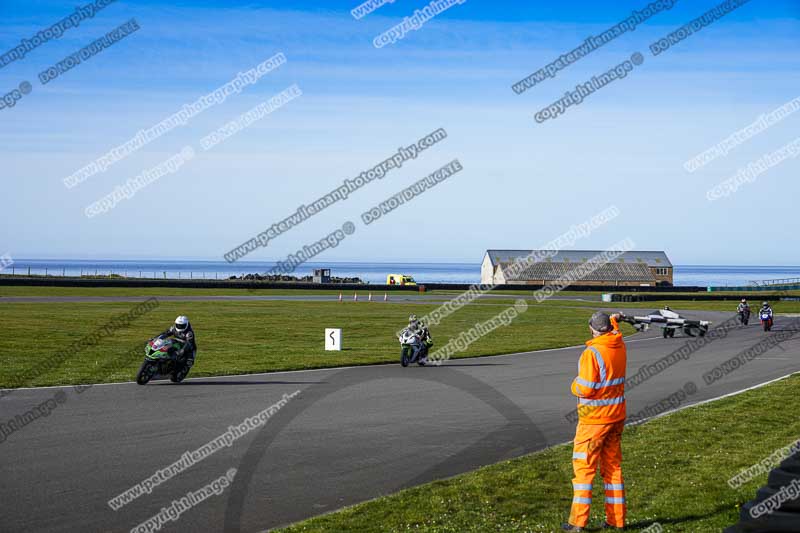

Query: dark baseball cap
left=589, top=311, right=612, bottom=333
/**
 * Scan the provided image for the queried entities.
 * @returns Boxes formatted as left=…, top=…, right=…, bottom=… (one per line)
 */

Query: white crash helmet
left=408, top=314, right=419, bottom=328
left=174, top=315, right=190, bottom=332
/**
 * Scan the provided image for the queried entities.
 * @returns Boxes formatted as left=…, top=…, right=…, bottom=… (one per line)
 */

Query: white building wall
left=494, top=264, right=506, bottom=285
left=480, top=253, right=494, bottom=285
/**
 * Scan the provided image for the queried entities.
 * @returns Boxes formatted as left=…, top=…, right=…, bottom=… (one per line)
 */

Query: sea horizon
left=3, top=259, right=800, bottom=287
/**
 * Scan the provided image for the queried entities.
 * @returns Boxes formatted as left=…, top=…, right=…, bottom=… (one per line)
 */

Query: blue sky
left=1, top=0, right=798, bottom=264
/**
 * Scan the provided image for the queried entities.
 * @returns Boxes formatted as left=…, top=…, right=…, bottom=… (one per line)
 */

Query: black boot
left=171, top=351, right=194, bottom=383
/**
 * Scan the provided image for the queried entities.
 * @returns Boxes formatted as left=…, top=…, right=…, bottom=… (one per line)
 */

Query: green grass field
left=3, top=282, right=799, bottom=390
left=0, top=285, right=390, bottom=297
left=0, top=298, right=638, bottom=389
left=279, top=374, right=800, bottom=533
left=1, top=285, right=797, bottom=300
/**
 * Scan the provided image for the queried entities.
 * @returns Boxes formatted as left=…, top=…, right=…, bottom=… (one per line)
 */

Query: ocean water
left=0, top=260, right=477, bottom=284
left=4, top=260, right=800, bottom=287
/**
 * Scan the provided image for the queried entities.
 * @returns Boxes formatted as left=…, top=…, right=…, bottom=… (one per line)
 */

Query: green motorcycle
left=136, top=335, right=192, bottom=385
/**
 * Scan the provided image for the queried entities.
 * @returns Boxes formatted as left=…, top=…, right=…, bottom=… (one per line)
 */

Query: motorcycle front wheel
left=401, top=346, right=411, bottom=367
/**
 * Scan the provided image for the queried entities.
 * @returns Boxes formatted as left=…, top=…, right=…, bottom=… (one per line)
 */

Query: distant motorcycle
left=760, top=311, right=773, bottom=332
left=136, top=335, right=192, bottom=385
left=738, top=308, right=750, bottom=326
left=398, top=327, right=426, bottom=367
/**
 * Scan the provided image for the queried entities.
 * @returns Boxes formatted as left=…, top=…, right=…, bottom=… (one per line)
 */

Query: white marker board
left=325, top=328, right=342, bottom=351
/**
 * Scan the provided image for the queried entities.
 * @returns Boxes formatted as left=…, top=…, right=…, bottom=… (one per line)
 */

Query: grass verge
left=279, top=374, right=800, bottom=532
left=0, top=300, right=634, bottom=389
left=1, top=285, right=797, bottom=300
left=0, top=285, right=394, bottom=298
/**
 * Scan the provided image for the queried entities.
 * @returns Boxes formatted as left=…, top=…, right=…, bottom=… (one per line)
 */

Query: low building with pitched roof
left=481, top=250, right=673, bottom=287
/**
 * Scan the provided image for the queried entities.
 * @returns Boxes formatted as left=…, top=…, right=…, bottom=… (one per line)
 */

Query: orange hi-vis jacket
left=570, top=317, right=627, bottom=424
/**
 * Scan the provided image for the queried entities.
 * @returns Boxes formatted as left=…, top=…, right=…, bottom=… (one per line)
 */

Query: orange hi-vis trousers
left=568, top=421, right=626, bottom=528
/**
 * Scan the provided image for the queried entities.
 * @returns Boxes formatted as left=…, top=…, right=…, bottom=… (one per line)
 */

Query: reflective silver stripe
left=572, top=452, right=587, bottom=460
left=604, top=483, right=624, bottom=490
left=605, top=496, right=625, bottom=504
left=575, top=376, right=625, bottom=389
left=578, top=396, right=625, bottom=406
left=588, top=346, right=607, bottom=382
left=573, top=496, right=592, bottom=504
left=573, top=483, right=593, bottom=490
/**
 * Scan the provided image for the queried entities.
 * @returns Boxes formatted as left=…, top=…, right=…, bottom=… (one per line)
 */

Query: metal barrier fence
left=0, top=267, right=229, bottom=280
left=749, top=277, right=800, bottom=287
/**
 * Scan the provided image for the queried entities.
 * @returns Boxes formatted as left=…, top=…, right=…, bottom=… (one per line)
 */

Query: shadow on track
left=223, top=364, right=549, bottom=532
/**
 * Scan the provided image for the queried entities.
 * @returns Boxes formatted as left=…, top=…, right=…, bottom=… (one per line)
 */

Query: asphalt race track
left=1, top=310, right=798, bottom=532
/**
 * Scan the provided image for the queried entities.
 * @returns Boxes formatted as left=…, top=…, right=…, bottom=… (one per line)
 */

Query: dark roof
left=503, top=261, right=656, bottom=282
left=486, top=250, right=672, bottom=268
